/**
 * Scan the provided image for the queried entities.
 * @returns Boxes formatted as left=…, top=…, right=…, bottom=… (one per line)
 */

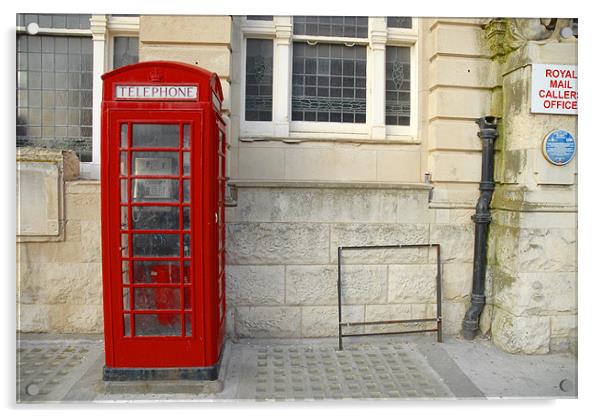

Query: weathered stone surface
left=441, top=263, right=472, bottom=301
left=226, top=223, right=330, bottom=265
left=340, top=265, right=387, bottom=304
left=491, top=309, right=550, bottom=354
left=517, top=228, right=576, bottom=273
left=429, top=224, right=474, bottom=263
left=442, top=301, right=468, bottom=335
left=301, top=306, right=336, bottom=337
left=51, top=304, right=104, bottom=333
left=479, top=303, right=494, bottom=335
left=226, top=265, right=285, bottom=305
left=549, top=315, right=577, bottom=353
left=331, top=223, right=430, bottom=264
left=31, top=263, right=100, bottom=305
left=65, top=192, right=100, bottom=221
left=235, top=307, right=301, bottom=338
left=286, top=265, right=337, bottom=305
left=493, top=272, right=576, bottom=316
left=80, top=221, right=102, bottom=262
left=388, top=264, right=438, bottom=303
left=233, top=187, right=429, bottom=224
left=18, top=304, right=50, bottom=332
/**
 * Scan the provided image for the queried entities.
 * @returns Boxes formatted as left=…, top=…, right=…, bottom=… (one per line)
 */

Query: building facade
left=16, top=15, right=577, bottom=354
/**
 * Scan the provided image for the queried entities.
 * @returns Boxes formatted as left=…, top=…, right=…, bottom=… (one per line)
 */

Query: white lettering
left=115, top=85, right=198, bottom=100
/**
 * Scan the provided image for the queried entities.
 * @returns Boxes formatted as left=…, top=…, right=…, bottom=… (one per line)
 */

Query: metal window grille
left=293, top=16, right=368, bottom=38
left=387, top=16, right=412, bottom=29
left=16, top=32, right=94, bottom=162
left=292, top=43, right=366, bottom=123
left=245, top=39, right=273, bottom=121
left=385, top=46, right=411, bottom=126
left=113, top=37, right=139, bottom=69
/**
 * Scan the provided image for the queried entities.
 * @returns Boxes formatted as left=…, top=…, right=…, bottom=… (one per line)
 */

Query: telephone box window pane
left=122, top=261, right=129, bottom=284
left=184, top=288, right=191, bottom=310
left=120, top=123, right=128, bottom=148
left=123, top=314, right=131, bottom=336
left=293, top=16, right=368, bottom=38
left=183, top=180, right=190, bottom=203
left=245, top=39, right=273, bottom=121
left=132, top=179, right=179, bottom=202
left=183, top=261, right=191, bottom=283
left=121, top=234, right=129, bottom=257
left=121, top=207, right=128, bottom=229
left=134, top=288, right=181, bottom=310
left=133, top=261, right=181, bottom=284
left=183, top=206, right=190, bottom=230
left=387, top=17, right=412, bottom=29
left=385, top=46, right=411, bottom=126
left=120, top=152, right=128, bottom=175
left=183, top=152, right=190, bottom=175
left=131, top=179, right=179, bottom=202
left=132, top=233, right=180, bottom=257
left=183, top=234, right=191, bottom=257
left=132, top=124, right=179, bottom=148
left=292, top=43, right=366, bottom=123
left=113, top=36, right=139, bottom=69
left=183, top=124, right=190, bottom=148
left=123, top=288, right=130, bottom=310
left=132, top=206, right=180, bottom=230
left=185, top=313, right=192, bottom=336
left=120, top=179, right=128, bottom=203
left=132, top=152, right=179, bottom=176
left=134, top=314, right=182, bottom=336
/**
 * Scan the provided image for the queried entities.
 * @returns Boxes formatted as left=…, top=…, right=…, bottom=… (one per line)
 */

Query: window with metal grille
left=292, top=16, right=368, bottom=124
left=292, top=43, right=366, bottom=123
left=245, top=38, right=273, bottom=121
left=387, top=17, right=412, bottom=29
left=16, top=14, right=93, bottom=162
left=385, top=46, right=411, bottom=126
left=113, top=37, right=139, bottom=69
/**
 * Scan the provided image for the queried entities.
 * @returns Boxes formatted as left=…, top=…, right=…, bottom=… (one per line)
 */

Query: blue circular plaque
left=542, top=130, right=576, bottom=166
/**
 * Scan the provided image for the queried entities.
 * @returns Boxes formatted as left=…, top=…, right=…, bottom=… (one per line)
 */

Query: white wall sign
left=115, top=85, right=198, bottom=100
left=531, top=64, right=577, bottom=115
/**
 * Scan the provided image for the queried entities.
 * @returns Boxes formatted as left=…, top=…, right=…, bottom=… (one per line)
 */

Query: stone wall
left=482, top=19, right=578, bottom=354
left=225, top=182, right=474, bottom=338
left=17, top=170, right=103, bottom=333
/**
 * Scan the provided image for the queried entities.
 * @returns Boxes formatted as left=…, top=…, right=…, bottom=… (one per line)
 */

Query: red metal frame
left=101, top=62, right=225, bottom=370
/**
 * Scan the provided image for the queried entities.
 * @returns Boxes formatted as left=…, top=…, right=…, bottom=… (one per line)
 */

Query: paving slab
left=16, top=333, right=577, bottom=402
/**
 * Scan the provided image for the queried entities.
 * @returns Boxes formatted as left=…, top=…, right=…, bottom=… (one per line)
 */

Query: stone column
left=482, top=18, right=577, bottom=354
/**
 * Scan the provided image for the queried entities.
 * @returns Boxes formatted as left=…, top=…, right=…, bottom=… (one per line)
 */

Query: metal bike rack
left=337, top=243, right=442, bottom=350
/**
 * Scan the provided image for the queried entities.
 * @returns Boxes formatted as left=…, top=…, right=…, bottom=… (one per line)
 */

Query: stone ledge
left=230, top=180, right=432, bottom=191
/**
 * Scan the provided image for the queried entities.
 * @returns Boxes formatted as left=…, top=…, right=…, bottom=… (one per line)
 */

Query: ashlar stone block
left=286, top=265, right=338, bottom=305
left=226, top=223, right=330, bottom=265
left=235, top=306, right=301, bottom=338
left=388, top=264, right=438, bottom=304
left=226, top=265, right=285, bottom=305
left=491, top=309, right=550, bottom=354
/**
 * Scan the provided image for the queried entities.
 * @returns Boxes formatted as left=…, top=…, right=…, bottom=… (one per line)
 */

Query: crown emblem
left=149, top=68, right=163, bottom=82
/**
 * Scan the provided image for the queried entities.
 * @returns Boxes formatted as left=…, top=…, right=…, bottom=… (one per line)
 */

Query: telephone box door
left=105, top=110, right=204, bottom=368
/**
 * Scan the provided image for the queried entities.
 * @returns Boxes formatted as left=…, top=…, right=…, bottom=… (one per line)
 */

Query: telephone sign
left=101, top=62, right=226, bottom=381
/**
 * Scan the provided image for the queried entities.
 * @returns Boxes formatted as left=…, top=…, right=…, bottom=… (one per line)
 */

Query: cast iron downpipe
left=462, top=116, right=498, bottom=340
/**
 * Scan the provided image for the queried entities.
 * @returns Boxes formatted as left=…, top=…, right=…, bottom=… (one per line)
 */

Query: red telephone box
left=100, top=61, right=226, bottom=380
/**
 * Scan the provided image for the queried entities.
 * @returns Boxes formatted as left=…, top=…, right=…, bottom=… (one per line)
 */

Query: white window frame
left=238, top=16, right=419, bottom=143
left=87, top=14, right=140, bottom=179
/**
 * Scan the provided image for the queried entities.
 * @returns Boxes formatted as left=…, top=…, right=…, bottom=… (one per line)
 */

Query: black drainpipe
left=462, top=116, right=498, bottom=340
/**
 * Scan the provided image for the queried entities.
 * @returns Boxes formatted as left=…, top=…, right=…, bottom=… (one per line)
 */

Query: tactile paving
left=241, top=342, right=452, bottom=400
